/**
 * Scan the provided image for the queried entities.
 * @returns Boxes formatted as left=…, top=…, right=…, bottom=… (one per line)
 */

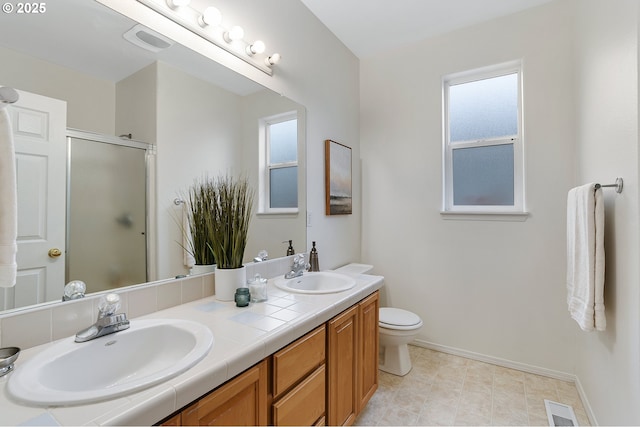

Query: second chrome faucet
left=284, top=254, right=309, bottom=279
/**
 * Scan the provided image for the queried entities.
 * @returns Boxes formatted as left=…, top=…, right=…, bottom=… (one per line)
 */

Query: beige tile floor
left=355, top=346, right=590, bottom=426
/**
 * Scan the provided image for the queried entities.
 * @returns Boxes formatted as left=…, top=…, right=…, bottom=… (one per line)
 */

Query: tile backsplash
left=0, top=256, right=295, bottom=350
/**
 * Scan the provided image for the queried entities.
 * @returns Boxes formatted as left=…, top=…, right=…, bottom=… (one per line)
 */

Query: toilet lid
left=379, top=307, right=422, bottom=328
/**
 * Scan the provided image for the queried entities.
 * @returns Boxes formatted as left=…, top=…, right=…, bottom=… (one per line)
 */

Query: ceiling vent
left=123, top=24, right=174, bottom=53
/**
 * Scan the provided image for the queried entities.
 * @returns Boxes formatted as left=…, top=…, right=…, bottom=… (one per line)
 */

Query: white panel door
left=0, top=89, right=66, bottom=310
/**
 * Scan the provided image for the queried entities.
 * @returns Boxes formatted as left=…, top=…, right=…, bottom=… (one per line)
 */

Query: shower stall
left=66, top=130, right=152, bottom=294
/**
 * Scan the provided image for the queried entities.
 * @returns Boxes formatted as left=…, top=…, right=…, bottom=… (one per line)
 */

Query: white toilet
left=379, top=307, right=423, bottom=376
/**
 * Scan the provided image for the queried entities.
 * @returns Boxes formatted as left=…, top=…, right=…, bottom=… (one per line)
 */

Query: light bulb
left=246, top=40, right=265, bottom=55
left=223, top=25, right=244, bottom=42
left=265, top=53, right=281, bottom=66
left=198, top=7, right=222, bottom=27
left=166, top=0, right=190, bottom=8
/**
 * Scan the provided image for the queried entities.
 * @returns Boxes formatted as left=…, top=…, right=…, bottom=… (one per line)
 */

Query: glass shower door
left=67, top=136, right=147, bottom=293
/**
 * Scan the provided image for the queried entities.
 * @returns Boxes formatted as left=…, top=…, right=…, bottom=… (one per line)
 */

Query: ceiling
left=299, top=0, right=555, bottom=58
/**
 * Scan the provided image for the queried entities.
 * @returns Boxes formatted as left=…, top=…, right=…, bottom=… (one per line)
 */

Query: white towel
left=566, top=183, right=606, bottom=331
left=0, top=106, right=17, bottom=288
left=182, top=203, right=195, bottom=268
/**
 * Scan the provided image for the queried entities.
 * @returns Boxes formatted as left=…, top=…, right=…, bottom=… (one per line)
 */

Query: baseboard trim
left=412, top=339, right=574, bottom=382
left=573, top=374, right=598, bottom=426
left=412, top=339, right=598, bottom=425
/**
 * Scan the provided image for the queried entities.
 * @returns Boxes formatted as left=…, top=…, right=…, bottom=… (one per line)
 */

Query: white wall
left=155, top=61, right=244, bottom=279
left=115, top=63, right=157, bottom=144
left=0, top=46, right=115, bottom=133
left=361, top=0, right=577, bottom=374
left=572, top=0, right=640, bottom=424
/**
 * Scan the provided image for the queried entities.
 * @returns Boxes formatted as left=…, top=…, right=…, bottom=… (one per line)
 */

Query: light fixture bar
left=136, top=0, right=274, bottom=75
left=198, top=6, right=222, bottom=27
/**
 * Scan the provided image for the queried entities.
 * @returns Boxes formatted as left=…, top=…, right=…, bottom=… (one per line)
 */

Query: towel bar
left=595, top=177, right=623, bottom=193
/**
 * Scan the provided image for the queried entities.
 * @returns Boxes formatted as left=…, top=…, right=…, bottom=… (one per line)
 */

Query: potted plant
left=206, top=174, right=254, bottom=300
left=182, top=177, right=216, bottom=274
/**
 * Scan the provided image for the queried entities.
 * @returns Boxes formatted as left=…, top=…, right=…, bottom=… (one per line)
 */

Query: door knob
left=48, top=248, right=62, bottom=258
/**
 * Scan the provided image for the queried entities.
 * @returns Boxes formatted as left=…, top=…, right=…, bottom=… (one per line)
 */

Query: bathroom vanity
left=161, top=291, right=379, bottom=426
left=0, top=271, right=383, bottom=426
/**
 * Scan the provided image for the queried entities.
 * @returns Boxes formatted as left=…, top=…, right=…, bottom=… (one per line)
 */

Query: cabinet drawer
left=272, top=325, right=325, bottom=398
left=272, top=365, right=326, bottom=426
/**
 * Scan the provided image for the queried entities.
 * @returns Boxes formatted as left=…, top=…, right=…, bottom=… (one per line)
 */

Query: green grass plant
left=183, top=177, right=217, bottom=266
left=206, top=174, right=254, bottom=269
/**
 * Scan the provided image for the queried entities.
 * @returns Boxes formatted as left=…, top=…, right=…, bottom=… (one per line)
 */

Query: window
left=259, top=112, right=298, bottom=213
left=443, top=62, right=525, bottom=217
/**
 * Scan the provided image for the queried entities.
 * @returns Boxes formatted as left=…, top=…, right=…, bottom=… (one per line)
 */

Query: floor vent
left=545, top=399, right=579, bottom=426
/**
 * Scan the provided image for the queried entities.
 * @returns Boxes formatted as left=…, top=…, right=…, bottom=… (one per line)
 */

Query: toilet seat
left=379, top=307, right=422, bottom=331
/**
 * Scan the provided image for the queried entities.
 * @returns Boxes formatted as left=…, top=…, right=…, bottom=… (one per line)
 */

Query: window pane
left=452, top=144, right=514, bottom=206
left=270, top=166, right=298, bottom=208
left=449, top=73, right=518, bottom=142
left=269, top=119, right=297, bottom=164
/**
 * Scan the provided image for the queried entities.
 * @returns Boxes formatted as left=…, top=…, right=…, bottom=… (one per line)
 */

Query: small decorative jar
left=248, top=274, right=268, bottom=303
left=234, top=287, right=251, bottom=307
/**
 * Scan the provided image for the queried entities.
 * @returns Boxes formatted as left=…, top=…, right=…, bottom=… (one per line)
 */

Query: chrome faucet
left=285, top=254, right=309, bottom=279
left=75, top=293, right=130, bottom=343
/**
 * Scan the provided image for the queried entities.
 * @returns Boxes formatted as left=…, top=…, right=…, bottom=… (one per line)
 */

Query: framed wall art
left=325, top=139, right=352, bottom=215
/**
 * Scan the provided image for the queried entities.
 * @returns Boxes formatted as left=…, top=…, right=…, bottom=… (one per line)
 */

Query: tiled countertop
left=0, top=271, right=383, bottom=426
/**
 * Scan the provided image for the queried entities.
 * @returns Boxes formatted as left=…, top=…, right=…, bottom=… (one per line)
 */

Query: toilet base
left=379, top=343, right=412, bottom=376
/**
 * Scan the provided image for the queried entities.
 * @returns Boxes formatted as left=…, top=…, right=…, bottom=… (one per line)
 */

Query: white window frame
left=258, top=111, right=299, bottom=215
left=442, top=61, right=527, bottom=220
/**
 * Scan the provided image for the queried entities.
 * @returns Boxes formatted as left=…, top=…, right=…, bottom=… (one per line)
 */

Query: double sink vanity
left=0, top=265, right=383, bottom=426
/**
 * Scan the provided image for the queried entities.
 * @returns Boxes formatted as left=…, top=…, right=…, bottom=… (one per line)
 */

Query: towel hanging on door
left=566, top=183, right=606, bottom=331
left=0, top=107, right=17, bottom=288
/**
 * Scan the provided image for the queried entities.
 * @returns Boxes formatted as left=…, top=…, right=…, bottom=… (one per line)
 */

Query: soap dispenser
left=309, top=241, right=320, bottom=272
left=286, top=240, right=295, bottom=256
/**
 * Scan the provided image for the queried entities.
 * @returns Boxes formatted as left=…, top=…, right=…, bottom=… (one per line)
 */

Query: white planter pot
left=190, top=264, right=216, bottom=275
left=215, top=266, right=246, bottom=301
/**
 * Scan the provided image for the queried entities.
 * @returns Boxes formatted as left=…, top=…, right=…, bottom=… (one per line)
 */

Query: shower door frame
left=65, top=129, right=156, bottom=289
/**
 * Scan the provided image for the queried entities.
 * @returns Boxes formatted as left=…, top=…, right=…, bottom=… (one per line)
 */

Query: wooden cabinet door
left=181, top=360, right=268, bottom=426
left=358, top=291, right=379, bottom=412
left=327, top=305, right=359, bottom=426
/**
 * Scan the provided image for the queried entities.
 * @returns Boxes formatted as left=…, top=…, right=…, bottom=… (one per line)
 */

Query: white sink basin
left=7, top=318, right=213, bottom=406
left=274, top=271, right=356, bottom=294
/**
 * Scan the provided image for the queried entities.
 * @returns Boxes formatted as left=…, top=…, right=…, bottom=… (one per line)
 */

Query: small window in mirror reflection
left=259, top=112, right=298, bottom=213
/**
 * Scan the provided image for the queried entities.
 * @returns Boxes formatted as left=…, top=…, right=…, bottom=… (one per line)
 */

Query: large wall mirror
left=0, top=0, right=306, bottom=313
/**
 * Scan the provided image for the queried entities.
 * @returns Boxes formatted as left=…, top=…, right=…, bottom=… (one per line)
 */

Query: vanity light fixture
left=265, top=53, right=281, bottom=66
left=137, top=0, right=280, bottom=75
left=166, top=0, right=190, bottom=9
left=246, top=40, right=265, bottom=56
left=198, top=6, right=222, bottom=28
left=223, top=25, right=244, bottom=43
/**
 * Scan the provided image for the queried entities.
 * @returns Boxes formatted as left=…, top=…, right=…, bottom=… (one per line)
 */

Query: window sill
left=440, top=211, right=529, bottom=222
left=257, top=210, right=299, bottom=218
